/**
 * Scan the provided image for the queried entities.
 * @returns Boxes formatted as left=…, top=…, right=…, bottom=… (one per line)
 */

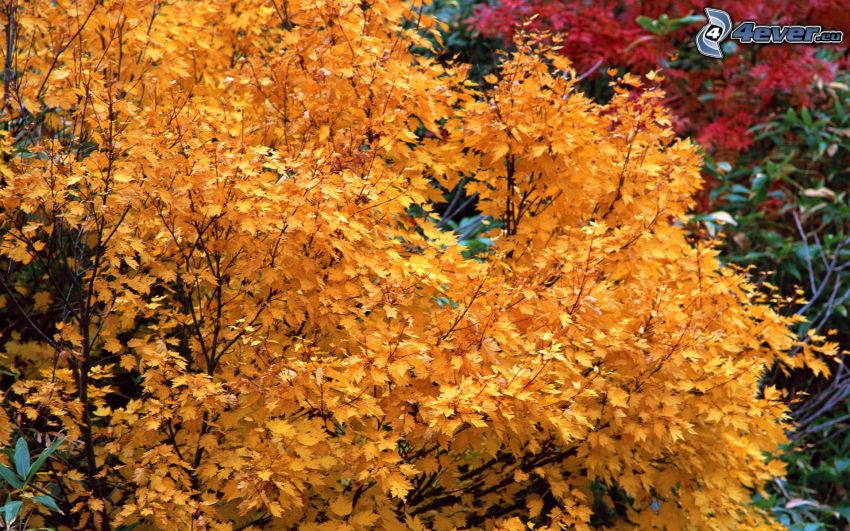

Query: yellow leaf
left=330, top=496, right=353, bottom=517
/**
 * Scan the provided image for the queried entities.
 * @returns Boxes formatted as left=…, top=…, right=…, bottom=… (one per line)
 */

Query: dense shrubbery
left=451, top=0, right=850, bottom=527
left=0, top=0, right=838, bottom=529
left=467, top=1, right=847, bottom=155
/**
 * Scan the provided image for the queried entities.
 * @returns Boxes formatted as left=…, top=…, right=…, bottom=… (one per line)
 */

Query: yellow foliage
left=0, top=1, right=836, bottom=529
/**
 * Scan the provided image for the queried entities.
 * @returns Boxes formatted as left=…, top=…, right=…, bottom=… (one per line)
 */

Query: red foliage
left=468, top=0, right=845, bottom=158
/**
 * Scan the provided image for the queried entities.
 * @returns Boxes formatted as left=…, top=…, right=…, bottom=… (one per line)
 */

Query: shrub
left=464, top=1, right=850, bottom=525
left=0, top=1, right=833, bottom=528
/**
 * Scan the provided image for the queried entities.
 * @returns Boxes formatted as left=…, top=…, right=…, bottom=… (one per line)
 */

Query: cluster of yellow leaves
left=0, top=0, right=837, bottom=529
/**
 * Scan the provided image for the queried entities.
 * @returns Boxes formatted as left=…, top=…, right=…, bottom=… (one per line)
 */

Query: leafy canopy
left=0, top=0, right=835, bottom=529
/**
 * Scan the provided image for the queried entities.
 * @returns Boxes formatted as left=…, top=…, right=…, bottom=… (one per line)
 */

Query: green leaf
left=835, top=457, right=850, bottom=473
left=768, top=190, right=787, bottom=201
left=0, top=465, right=23, bottom=489
left=1, top=500, right=22, bottom=525
left=751, top=173, right=769, bottom=191
left=833, top=506, right=850, bottom=521
left=716, top=161, right=733, bottom=173
left=801, top=107, right=813, bottom=127
left=785, top=108, right=798, bottom=124
left=673, top=14, right=705, bottom=27
left=635, top=15, right=663, bottom=34
left=32, top=495, right=62, bottom=513
left=782, top=261, right=802, bottom=281
left=14, top=438, right=30, bottom=479
left=25, top=437, right=64, bottom=483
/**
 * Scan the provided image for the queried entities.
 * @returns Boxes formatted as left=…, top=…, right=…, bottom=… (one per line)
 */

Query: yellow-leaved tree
left=0, top=0, right=835, bottom=529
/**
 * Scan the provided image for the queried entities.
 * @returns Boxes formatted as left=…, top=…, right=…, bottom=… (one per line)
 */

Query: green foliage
left=422, top=0, right=501, bottom=82
left=697, top=76, right=850, bottom=527
left=441, top=215, right=499, bottom=258
left=0, top=436, right=65, bottom=529
left=705, top=76, right=850, bottom=337
left=762, top=422, right=850, bottom=529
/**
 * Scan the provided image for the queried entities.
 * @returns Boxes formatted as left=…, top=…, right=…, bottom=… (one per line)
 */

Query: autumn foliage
left=468, top=0, right=846, bottom=156
left=0, top=0, right=836, bottom=529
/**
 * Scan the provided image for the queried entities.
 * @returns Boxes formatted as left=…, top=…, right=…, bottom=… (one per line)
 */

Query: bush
left=0, top=0, right=833, bottom=528
left=464, top=1, right=850, bottom=526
